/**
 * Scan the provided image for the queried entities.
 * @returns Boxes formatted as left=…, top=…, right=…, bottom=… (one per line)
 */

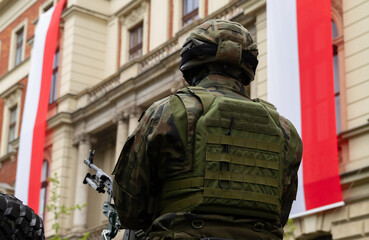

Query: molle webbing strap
left=205, top=171, right=278, bottom=187
left=215, top=100, right=281, bottom=135
left=162, top=177, right=204, bottom=192
left=160, top=192, right=204, bottom=215
left=207, top=134, right=280, bottom=153
left=204, top=188, right=279, bottom=206
left=206, top=152, right=279, bottom=170
left=219, top=101, right=269, bottom=116
left=206, top=118, right=280, bottom=136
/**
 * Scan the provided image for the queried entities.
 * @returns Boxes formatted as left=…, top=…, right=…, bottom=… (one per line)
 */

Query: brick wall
left=0, top=0, right=49, bottom=77
left=0, top=158, right=17, bottom=185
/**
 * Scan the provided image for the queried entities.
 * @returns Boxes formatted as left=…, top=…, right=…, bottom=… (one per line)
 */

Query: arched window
left=332, top=20, right=341, bottom=134
left=38, top=160, right=49, bottom=219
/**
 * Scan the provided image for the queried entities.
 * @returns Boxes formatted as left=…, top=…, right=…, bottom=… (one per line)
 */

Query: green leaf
left=78, top=232, right=90, bottom=240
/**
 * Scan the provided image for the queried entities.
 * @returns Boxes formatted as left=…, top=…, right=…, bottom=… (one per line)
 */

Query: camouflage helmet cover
left=180, top=19, right=259, bottom=84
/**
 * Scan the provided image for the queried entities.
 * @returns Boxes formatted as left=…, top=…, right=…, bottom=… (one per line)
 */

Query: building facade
left=0, top=0, right=368, bottom=239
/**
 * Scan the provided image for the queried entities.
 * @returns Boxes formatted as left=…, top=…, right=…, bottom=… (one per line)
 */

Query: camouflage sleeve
left=112, top=96, right=187, bottom=230
left=279, top=116, right=303, bottom=226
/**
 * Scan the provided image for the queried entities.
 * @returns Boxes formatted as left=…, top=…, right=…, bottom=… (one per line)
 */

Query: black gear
left=0, top=193, right=45, bottom=240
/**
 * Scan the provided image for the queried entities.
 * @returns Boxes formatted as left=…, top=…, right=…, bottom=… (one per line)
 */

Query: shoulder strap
left=253, top=98, right=280, bottom=126
left=180, top=86, right=216, bottom=114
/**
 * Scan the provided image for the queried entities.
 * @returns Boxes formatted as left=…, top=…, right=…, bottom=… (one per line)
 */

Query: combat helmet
left=180, top=19, right=258, bottom=86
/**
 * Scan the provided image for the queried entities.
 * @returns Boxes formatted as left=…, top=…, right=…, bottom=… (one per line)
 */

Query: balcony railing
left=88, top=73, right=121, bottom=103
left=140, top=37, right=180, bottom=73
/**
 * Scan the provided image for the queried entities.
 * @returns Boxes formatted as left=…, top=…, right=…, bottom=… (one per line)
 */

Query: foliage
left=47, top=172, right=90, bottom=240
left=284, top=218, right=296, bottom=240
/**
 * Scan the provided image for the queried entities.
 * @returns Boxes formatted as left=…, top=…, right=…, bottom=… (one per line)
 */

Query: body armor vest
left=159, top=87, right=285, bottom=221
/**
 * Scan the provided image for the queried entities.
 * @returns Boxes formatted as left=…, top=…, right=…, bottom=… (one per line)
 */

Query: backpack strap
left=172, top=87, right=215, bottom=174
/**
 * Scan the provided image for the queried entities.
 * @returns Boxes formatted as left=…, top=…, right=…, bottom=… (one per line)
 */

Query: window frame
left=331, top=5, right=348, bottom=165
left=0, top=84, right=23, bottom=157
left=182, top=0, right=199, bottom=26
left=129, top=23, right=143, bottom=60
left=15, top=27, right=24, bottom=67
left=40, top=0, right=55, bottom=14
left=7, top=106, right=18, bottom=153
left=38, top=159, right=49, bottom=220
left=8, top=20, right=27, bottom=70
left=49, top=49, right=60, bottom=104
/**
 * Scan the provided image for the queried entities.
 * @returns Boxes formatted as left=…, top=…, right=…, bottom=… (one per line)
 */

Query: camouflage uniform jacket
left=112, top=74, right=303, bottom=239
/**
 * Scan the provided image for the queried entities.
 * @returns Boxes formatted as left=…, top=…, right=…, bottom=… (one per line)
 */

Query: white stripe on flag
left=266, top=0, right=306, bottom=215
left=15, top=7, right=54, bottom=204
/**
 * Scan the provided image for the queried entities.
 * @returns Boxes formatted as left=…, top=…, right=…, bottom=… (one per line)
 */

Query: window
left=183, top=0, right=199, bottom=26
left=129, top=23, right=143, bottom=60
left=15, top=27, right=24, bottom=66
left=49, top=49, right=59, bottom=103
left=7, top=107, right=17, bottom=153
left=9, top=20, right=27, bottom=70
left=38, top=160, right=49, bottom=219
left=0, top=84, right=22, bottom=156
left=332, top=20, right=341, bottom=134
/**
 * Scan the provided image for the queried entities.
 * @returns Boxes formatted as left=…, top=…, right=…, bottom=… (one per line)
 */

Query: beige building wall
left=149, top=0, right=169, bottom=50
left=60, top=8, right=108, bottom=96
left=344, top=1, right=369, bottom=129
left=253, top=10, right=267, bottom=100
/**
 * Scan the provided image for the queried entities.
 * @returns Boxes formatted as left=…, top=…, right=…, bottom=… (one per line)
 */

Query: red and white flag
left=15, top=0, right=66, bottom=213
left=267, top=0, right=344, bottom=217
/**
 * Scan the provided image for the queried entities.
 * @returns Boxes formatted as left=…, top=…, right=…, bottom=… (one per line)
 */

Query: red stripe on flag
left=296, top=0, right=343, bottom=210
left=28, top=0, right=66, bottom=212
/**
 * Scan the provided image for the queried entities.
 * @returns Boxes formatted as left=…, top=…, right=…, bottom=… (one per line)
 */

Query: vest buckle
left=252, top=222, right=265, bottom=232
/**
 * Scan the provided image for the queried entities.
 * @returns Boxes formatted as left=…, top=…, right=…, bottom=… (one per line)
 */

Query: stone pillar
left=252, top=11, right=267, bottom=99
left=113, top=112, right=129, bottom=161
left=128, top=108, right=142, bottom=135
left=72, top=133, right=91, bottom=230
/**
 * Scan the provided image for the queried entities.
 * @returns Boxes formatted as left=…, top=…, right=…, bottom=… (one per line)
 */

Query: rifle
left=83, top=150, right=136, bottom=240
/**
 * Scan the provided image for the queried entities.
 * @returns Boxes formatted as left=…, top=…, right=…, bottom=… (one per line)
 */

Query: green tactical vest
left=158, top=86, right=285, bottom=221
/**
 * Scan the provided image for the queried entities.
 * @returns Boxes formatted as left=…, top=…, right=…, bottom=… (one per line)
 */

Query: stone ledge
left=0, top=151, right=16, bottom=166
left=47, top=112, right=73, bottom=129
left=332, top=220, right=364, bottom=239
left=340, top=122, right=369, bottom=140
left=350, top=201, right=369, bottom=220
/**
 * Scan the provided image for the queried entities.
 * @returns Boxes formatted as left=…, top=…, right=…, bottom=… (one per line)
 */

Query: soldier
left=112, top=19, right=303, bottom=240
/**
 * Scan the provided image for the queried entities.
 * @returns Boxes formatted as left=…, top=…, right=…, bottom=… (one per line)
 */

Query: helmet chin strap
left=184, top=63, right=250, bottom=86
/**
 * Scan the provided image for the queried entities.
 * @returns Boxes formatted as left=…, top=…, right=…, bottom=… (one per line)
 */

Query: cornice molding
left=0, top=150, right=16, bottom=165
left=61, top=4, right=109, bottom=21
left=47, top=112, right=73, bottom=130
left=340, top=123, right=369, bottom=140
left=0, top=83, right=23, bottom=100
left=112, top=111, right=129, bottom=123
left=340, top=165, right=369, bottom=204
left=115, top=0, right=148, bottom=18
left=120, top=1, right=148, bottom=27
